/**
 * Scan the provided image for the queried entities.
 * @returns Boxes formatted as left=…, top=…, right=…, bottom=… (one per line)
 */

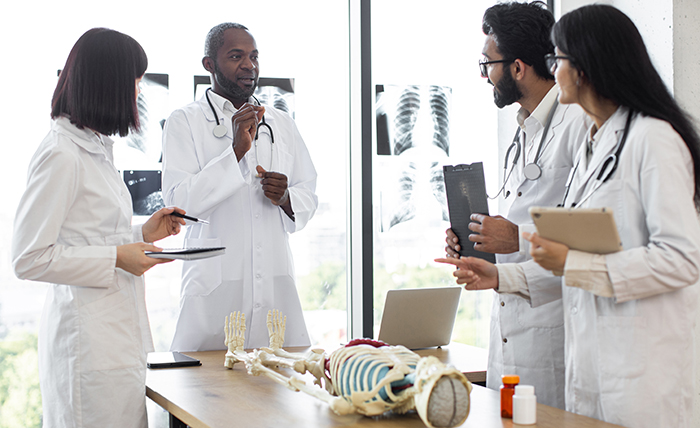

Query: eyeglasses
left=545, top=53, right=576, bottom=75
left=479, top=58, right=513, bottom=78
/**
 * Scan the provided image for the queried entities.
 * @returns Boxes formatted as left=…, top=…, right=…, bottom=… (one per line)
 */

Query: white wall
left=557, top=0, right=700, bottom=424
left=673, top=2, right=700, bottom=426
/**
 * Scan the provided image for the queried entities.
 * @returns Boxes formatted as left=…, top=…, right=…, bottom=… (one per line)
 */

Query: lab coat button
left=500, top=301, right=505, bottom=307
left=571, top=307, right=578, bottom=314
left=517, top=192, right=523, bottom=197
left=503, top=338, right=508, bottom=343
left=256, top=273, right=261, bottom=279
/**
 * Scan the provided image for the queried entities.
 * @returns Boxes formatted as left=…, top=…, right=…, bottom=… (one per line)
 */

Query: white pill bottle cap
left=512, top=384, right=537, bottom=425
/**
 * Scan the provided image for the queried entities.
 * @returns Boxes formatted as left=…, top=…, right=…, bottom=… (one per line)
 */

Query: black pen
left=170, top=211, right=210, bottom=225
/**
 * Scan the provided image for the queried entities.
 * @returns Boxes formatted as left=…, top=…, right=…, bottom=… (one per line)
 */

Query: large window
left=0, top=1, right=348, bottom=425
left=370, top=0, right=499, bottom=347
left=0, top=1, right=501, bottom=425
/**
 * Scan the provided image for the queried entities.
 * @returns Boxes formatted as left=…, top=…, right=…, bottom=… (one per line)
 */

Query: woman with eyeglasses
left=526, top=5, right=700, bottom=427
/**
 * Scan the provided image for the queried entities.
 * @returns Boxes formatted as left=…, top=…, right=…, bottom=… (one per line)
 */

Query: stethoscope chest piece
left=213, top=123, right=227, bottom=138
left=524, top=162, right=542, bottom=180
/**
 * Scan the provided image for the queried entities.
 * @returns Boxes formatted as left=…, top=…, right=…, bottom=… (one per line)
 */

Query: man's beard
left=493, top=67, right=522, bottom=108
left=214, top=62, right=257, bottom=101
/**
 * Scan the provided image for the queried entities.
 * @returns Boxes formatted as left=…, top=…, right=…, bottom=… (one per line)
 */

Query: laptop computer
left=377, top=287, right=461, bottom=350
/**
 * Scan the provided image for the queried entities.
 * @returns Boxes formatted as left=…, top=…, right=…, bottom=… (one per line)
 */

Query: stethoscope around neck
left=205, top=87, right=275, bottom=168
left=558, top=109, right=634, bottom=208
left=490, top=99, right=559, bottom=199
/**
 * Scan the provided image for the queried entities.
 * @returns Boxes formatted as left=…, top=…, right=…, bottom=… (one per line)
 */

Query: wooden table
left=146, top=343, right=622, bottom=428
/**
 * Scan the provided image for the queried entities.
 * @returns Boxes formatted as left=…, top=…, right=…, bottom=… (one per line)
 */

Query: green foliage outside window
left=297, top=261, right=491, bottom=348
left=0, top=331, right=42, bottom=428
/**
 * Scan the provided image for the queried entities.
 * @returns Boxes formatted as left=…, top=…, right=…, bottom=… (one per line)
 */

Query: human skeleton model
left=224, top=310, right=472, bottom=428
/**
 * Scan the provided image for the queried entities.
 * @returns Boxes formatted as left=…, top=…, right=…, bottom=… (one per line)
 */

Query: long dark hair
left=51, top=28, right=148, bottom=137
left=482, top=1, right=555, bottom=81
left=552, top=5, right=700, bottom=208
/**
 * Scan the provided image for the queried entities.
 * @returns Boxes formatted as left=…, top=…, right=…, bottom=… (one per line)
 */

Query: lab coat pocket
left=79, top=290, right=141, bottom=372
left=182, top=238, right=222, bottom=296
left=596, top=315, right=647, bottom=379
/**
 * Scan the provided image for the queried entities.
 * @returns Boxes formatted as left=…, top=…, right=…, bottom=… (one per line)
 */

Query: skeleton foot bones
left=223, top=310, right=472, bottom=428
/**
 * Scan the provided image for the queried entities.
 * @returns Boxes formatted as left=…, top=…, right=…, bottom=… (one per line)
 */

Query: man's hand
left=257, top=166, right=294, bottom=220
left=468, top=214, right=519, bottom=254
left=445, top=228, right=461, bottom=258
left=434, top=256, right=499, bottom=290
left=232, top=103, right=265, bottom=161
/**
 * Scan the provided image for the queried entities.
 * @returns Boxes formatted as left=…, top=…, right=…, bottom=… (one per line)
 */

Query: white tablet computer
left=529, top=207, right=622, bottom=254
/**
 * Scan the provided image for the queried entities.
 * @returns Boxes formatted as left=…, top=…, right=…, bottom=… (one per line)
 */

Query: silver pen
left=170, top=211, right=210, bottom=225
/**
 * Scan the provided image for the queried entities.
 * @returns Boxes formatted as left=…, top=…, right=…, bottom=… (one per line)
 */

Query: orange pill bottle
left=500, top=374, right=520, bottom=418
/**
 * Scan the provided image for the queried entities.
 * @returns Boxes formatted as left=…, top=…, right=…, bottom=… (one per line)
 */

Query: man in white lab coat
left=442, top=2, right=589, bottom=408
left=162, top=23, right=318, bottom=351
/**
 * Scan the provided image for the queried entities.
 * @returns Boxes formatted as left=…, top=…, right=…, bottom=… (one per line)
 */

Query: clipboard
left=529, top=207, right=622, bottom=254
left=443, top=163, right=496, bottom=263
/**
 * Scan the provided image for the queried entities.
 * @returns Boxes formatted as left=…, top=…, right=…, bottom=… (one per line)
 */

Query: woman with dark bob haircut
left=12, top=28, right=187, bottom=427
left=522, top=5, right=700, bottom=428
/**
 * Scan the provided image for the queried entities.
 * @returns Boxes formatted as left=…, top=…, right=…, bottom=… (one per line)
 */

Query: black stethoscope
left=490, top=99, right=559, bottom=199
left=205, top=88, right=275, bottom=169
left=559, top=109, right=634, bottom=208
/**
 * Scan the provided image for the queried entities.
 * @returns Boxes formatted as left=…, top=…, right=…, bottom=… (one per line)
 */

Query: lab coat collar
left=516, top=83, right=559, bottom=130
left=571, top=105, right=629, bottom=203
left=204, top=89, right=236, bottom=119
left=53, top=116, right=114, bottom=156
left=202, top=90, right=272, bottom=119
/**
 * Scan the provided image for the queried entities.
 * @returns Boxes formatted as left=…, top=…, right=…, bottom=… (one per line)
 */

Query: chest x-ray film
left=443, top=162, right=496, bottom=263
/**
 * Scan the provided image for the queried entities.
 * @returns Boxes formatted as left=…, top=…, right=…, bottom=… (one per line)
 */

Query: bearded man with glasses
left=439, top=1, right=590, bottom=410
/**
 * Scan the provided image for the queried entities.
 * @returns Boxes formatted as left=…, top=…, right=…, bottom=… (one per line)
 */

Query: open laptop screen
left=377, top=287, right=461, bottom=349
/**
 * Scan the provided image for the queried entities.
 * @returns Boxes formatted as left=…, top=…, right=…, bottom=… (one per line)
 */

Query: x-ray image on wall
left=114, top=73, right=169, bottom=215
left=124, top=170, right=164, bottom=216
left=194, top=76, right=296, bottom=118
left=375, top=84, right=452, bottom=233
left=376, top=84, right=451, bottom=156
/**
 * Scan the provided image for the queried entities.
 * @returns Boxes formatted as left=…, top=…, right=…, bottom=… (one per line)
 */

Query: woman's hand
left=434, top=256, right=499, bottom=290
left=116, top=242, right=172, bottom=276
left=142, top=207, right=186, bottom=243
left=523, top=232, right=569, bottom=275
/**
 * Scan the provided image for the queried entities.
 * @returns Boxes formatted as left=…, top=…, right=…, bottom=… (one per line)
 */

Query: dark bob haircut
left=552, top=5, right=700, bottom=208
left=51, top=28, right=148, bottom=137
left=482, top=1, right=554, bottom=81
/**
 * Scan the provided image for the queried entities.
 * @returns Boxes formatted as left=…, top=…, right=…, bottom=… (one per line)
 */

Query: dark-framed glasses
left=545, top=53, right=576, bottom=74
left=479, top=58, right=513, bottom=78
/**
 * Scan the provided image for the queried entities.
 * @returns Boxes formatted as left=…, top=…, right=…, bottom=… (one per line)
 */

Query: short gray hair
left=204, top=22, right=249, bottom=59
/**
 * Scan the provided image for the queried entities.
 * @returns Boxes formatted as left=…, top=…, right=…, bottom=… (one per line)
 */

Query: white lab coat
left=561, top=107, right=700, bottom=427
left=12, top=117, right=152, bottom=428
left=489, top=87, right=589, bottom=409
left=162, top=93, right=318, bottom=351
